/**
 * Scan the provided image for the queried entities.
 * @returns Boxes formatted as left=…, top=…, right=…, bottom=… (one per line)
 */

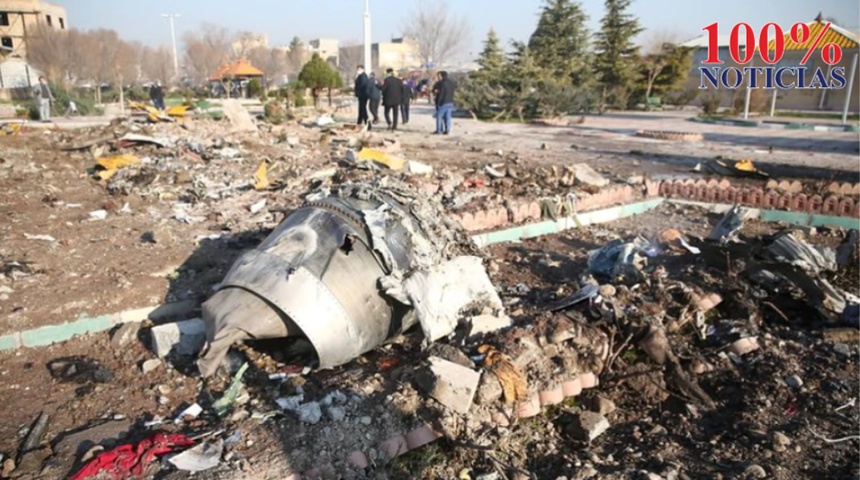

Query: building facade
left=309, top=38, right=339, bottom=65
left=338, top=37, right=419, bottom=74
left=0, top=0, right=67, bottom=59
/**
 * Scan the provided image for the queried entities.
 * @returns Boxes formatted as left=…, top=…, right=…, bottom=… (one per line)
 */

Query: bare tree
left=141, top=45, right=175, bottom=85
left=25, top=25, right=72, bottom=86
left=183, top=23, right=231, bottom=85
left=64, top=30, right=95, bottom=87
left=231, top=31, right=263, bottom=60
left=402, top=0, right=471, bottom=68
left=337, top=41, right=364, bottom=79
left=248, top=47, right=287, bottom=87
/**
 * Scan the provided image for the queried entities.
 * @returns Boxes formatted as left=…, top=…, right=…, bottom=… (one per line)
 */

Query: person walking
left=430, top=73, right=443, bottom=132
left=400, top=79, right=414, bottom=125
left=354, top=65, right=370, bottom=126
left=381, top=69, right=403, bottom=131
left=434, top=71, right=456, bottom=135
left=33, top=76, right=54, bottom=122
left=149, top=81, right=165, bottom=111
left=64, top=100, right=78, bottom=118
left=367, top=72, right=381, bottom=129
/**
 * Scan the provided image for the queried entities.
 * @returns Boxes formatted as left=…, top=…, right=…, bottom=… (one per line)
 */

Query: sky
left=62, top=0, right=860, bottom=61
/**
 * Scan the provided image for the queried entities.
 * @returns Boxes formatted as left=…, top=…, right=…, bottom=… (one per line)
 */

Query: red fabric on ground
left=69, top=432, right=195, bottom=480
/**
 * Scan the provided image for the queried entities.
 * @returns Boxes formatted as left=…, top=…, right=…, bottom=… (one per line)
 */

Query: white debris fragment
left=174, top=403, right=203, bottom=424
left=89, top=210, right=107, bottom=220
left=403, top=256, right=504, bottom=342
left=405, top=160, right=434, bottom=175
left=150, top=318, right=206, bottom=357
left=249, top=199, right=267, bottom=214
left=24, top=233, right=56, bottom=242
left=168, top=439, right=223, bottom=472
left=571, top=164, right=609, bottom=187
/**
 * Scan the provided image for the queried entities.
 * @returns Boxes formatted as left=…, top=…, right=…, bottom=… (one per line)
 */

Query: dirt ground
left=0, top=109, right=858, bottom=479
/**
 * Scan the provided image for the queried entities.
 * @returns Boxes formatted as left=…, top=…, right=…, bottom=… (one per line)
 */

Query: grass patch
left=774, top=111, right=859, bottom=121
left=387, top=442, right=446, bottom=480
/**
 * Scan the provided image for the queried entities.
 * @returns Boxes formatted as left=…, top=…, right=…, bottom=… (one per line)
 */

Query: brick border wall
left=451, top=179, right=860, bottom=232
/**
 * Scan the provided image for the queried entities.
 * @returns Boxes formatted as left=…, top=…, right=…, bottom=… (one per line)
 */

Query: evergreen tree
left=475, top=28, right=506, bottom=85
left=298, top=53, right=341, bottom=107
left=527, top=0, right=591, bottom=84
left=593, top=0, right=643, bottom=107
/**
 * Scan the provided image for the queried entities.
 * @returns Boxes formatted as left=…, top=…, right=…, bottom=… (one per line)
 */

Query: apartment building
left=0, top=0, right=67, bottom=59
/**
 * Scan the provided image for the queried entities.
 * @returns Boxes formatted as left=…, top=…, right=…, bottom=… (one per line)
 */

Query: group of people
left=354, top=66, right=414, bottom=131
left=354, top=66, right=456, bottom=135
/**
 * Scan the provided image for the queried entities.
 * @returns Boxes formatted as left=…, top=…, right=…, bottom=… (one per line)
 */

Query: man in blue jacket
left=434, top=71, right=456, bottom=135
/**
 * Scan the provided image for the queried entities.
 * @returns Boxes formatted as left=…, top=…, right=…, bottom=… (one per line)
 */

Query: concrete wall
left=0, top=0, right=67, bottom=59
left=338, top=41, right=419, bottom=74
left=310, top=38, right=339, bottom=65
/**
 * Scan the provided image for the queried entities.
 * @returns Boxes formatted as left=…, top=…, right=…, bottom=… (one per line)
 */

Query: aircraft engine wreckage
left=197, top=181, right=504, bottom=377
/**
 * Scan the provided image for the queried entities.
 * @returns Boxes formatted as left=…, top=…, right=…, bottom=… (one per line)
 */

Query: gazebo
left=210, top=59, right=265, bottom=97
left=743, top=14, right=859, bottom=123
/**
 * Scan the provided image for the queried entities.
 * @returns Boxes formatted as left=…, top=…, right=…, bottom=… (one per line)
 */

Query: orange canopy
left=210, top=59, right=264, bottom=81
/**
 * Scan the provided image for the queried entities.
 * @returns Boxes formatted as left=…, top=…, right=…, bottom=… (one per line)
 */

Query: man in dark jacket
left=354, top=65, right=370, bottom=126
left=434, top=71, right=456, bottom=135
left=367, top=72, right=381, bottom=129
left=381, top=68, right=403, bottom=131
left=149, top=81, right=165, bottom=111
left=400, top=79, right=414, bottom=125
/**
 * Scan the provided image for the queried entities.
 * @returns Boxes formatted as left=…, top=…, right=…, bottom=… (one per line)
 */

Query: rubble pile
left=0, top=112, right=857, bottom=480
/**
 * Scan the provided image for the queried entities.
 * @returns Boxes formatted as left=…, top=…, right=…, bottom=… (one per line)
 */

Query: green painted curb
left=0, top=300, right=199, bottom=353
left=472, top=198, right=665, bottom=247
left=690, top=117, right=758, bottom=127
left=0, top=334, right=21, bottom=350
left=669, top=199, right=860, bottom=230
left=21, top=315, right=113, bottom=348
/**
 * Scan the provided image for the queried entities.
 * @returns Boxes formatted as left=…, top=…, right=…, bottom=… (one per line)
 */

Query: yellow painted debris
left=0, top=122, right=23, bottom=136
left=478, top=345, right=529, bottom=404
left=734, top=159, right=756, bottom=172
left=254, top=161, right=269, bottom=190
left=95, top=154, right=141, bottom=180
left=129, top=101, right=175, bottom=123
left=165, top=105, right=190, bottom=117
left=357, top=148, right=406, bottom=170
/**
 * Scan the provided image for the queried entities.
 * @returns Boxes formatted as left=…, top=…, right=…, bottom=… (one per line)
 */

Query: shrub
left=52, top=86, right=97, bottom=115
left=264, top=100, right=286, bottom=124
left=731, top=88, right=769, bottom=115
left=248, top=78, right=262, bottom=98
left=665, top=88, right=699, bottom=106
left=701, top=93, right=722, bottom=115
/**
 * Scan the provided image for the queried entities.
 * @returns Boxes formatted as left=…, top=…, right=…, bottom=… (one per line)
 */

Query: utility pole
left=161, top=13, right=181, bottom=80
left=363, top=0, right=371, bottom=71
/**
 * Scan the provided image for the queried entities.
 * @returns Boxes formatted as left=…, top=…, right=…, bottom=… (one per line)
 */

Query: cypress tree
left=527, top=0, right=591, bottom=84
left=593, top=0, right=643, bottom=107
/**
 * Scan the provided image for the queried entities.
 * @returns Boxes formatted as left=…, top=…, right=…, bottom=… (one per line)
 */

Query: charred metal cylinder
left=197, top=185, right=449, bottom=377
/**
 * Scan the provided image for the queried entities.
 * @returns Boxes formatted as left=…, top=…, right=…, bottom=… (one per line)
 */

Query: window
left=58, top=17, right=64, bottom=29
left=0, top=12, right=9, bottom=26
left=45, top=15, right=52, bottom=27
left=1, top=37, right=13, bottom=50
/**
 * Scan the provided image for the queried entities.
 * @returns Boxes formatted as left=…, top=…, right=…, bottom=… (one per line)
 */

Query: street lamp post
left=363, top=0, right=371, bottom=71
left=161, top=13, right=181, bottom=81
